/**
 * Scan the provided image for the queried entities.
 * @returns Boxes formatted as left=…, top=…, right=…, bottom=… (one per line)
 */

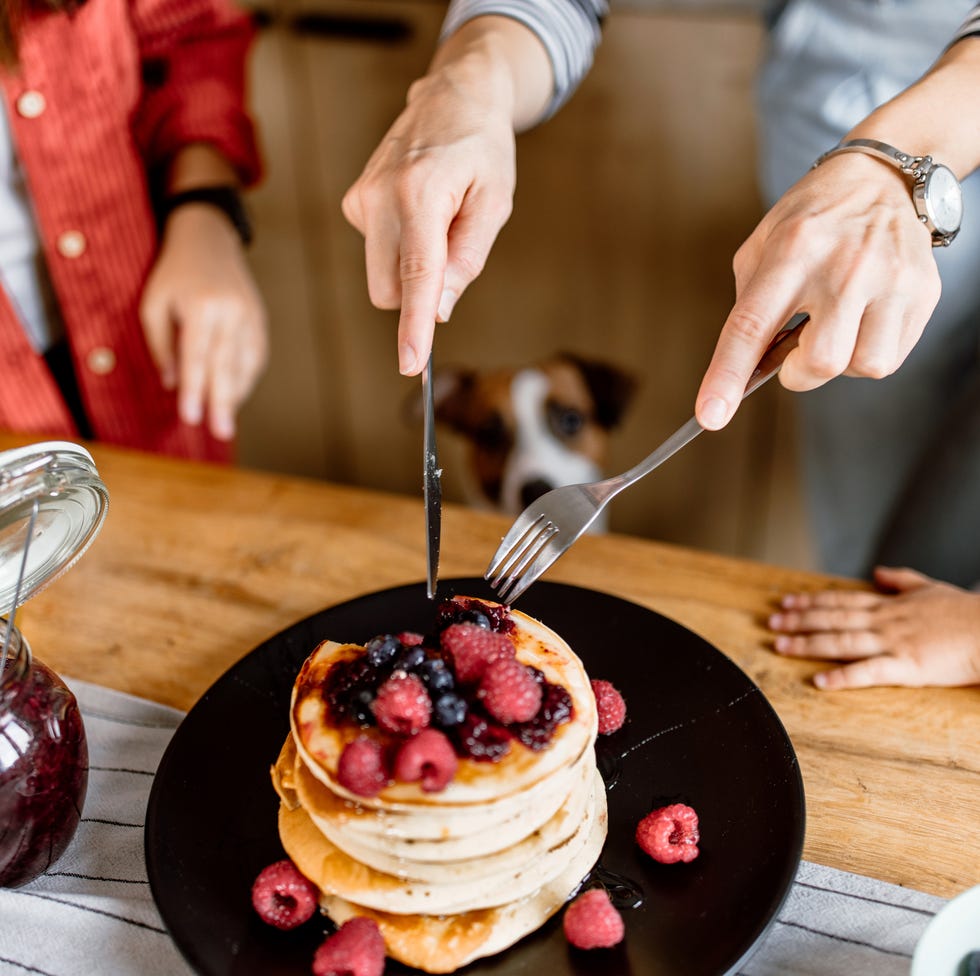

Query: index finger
left=695, top=279, right=801, bottom=429
left=396, top=209, right=451, bottom=376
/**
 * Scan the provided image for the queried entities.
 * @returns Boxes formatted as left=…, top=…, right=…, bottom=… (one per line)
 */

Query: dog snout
left=520, top=478, right=554, bottom=509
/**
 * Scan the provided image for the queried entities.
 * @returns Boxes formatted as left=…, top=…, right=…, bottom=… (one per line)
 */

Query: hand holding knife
left=422, top=351, right=441, bottom=599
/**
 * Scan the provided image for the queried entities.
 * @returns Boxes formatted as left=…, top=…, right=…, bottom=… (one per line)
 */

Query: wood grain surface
left=3, top=433, right=977, bottom=900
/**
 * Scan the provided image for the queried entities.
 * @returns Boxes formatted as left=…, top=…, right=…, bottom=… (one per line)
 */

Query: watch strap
left=812, top=139, right=931, bottom=179
left=812, top=139, right=961, bottom=247
left=159, top=185, right=253, bottom=247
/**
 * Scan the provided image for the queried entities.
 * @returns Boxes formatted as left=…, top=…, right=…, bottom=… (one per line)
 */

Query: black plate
left=146, top=579, right=805, bottom=976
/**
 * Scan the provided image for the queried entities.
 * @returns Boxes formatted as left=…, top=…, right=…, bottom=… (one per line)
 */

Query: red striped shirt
left=0, top=0, right=261, bottom=461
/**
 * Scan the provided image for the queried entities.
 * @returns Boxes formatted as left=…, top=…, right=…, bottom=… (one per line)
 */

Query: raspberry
left=250, top=859, right=319, bottom=930
left=372, top=671, right=431, bottom=735
left=397, top=631, right=424, bottom=646
left=636, top=803, right=700, bottom=864
left=591, top=679, right=626, bottom=734
left=312, top=916, right=386, bottom=976
left=336, top=737, right=389, bottom=797
left=478, top=657, right=543, bottom=724
left=562, top=888, right=625, bottom=950
left=393, top=728, right=458, bottom=792
left=441, top=622, right=516, bottom=684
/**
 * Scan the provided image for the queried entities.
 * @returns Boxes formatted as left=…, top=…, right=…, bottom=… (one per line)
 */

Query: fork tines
left=485, top=514, right=560, bottom=603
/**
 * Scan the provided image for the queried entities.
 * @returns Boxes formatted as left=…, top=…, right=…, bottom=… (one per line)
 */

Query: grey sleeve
left=950, top=3, right=980, bottom=42
left=440, top=0, right=608, bottom=121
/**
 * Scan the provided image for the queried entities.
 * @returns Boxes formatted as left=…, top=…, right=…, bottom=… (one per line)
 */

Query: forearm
left=419, top=16, right=554, bottom=133
left=439, top=0, right=605, bottom=125
left=842, top=36, right=980, bottom=179
left=165, top=143, right=241, bottom=194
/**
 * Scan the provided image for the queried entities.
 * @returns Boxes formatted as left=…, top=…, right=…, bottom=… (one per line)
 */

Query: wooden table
left=4, top=433, right=978, bottom=901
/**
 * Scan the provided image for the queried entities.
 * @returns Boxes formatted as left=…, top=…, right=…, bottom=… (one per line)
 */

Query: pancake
left=272, top=596, right=607, bottom=973
left=285, top=778, right=609, bottom=974
left=280, top=736, right=594, bottom=880
left=278, top=768, right=604, bottom=915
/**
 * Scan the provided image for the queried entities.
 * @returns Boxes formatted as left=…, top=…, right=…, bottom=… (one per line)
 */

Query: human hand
left=343, top=65, right=517, bottom=376
left=695, top=153, right=942, bottom=430
left=343, top=11, right=560, bottom=377
left=140, top=204, right=268, bottom=440
left=768, top=566, right=980, bottom=689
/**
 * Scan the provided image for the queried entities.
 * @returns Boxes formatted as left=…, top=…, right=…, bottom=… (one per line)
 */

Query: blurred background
left=235, top=0, right=815, bottom=571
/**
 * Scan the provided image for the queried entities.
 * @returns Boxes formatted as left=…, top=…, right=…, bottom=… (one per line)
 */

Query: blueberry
left=458, top=609, right=492, bottom=629
left=433, top=692, right=468, bottom=728
left=418, top=657, right=454, bottom=694
left=365, top=635, right=400, bottom=668
left=393, top=645, right=427, bottom=673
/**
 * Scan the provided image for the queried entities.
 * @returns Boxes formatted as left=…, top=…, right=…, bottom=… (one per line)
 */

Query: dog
left=421, top=352, right=637, bottom=529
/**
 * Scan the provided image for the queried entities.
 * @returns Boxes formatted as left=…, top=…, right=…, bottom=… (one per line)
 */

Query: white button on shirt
left=15, top=91, right=46, bottom=119
left=86, top=346, right=116, bottom=375
left=56, top=230, right=86, bottom=259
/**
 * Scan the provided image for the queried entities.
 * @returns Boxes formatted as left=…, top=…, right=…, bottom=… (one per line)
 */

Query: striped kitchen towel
left=0, top=679, right=951, bottom=976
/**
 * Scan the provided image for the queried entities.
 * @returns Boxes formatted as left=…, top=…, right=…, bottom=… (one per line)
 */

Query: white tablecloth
left=0, top=679, right=949, bottom=976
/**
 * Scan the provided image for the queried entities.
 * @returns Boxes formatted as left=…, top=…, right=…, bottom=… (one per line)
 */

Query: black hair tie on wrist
left=159, top=185, right=253, bottom=247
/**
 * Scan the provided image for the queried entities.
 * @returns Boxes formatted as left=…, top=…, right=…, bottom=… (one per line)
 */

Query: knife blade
left=422, top=351, right=441, bottom=599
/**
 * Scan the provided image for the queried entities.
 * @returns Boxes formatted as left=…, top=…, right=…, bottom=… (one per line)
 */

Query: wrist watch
left=812, top=138, right=963, bottom=247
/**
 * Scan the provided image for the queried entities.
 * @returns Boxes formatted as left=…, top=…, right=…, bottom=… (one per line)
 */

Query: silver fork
left=485, top=315, right=809, bottom=602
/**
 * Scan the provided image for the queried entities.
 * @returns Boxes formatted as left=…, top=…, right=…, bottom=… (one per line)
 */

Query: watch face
left=925, top=164, right=963, bottom=235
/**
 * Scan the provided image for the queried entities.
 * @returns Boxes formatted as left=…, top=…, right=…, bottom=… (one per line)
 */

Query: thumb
left=872, top=565, right=933, bottom=595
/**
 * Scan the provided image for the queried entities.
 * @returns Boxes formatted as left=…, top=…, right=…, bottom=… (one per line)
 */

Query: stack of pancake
left=271, top=602, right=605, bottom=973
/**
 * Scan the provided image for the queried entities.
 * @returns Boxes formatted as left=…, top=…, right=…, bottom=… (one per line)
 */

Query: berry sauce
left=0, top=628, right=88, bottom=888
left=322, top=598, right=572, bottom=763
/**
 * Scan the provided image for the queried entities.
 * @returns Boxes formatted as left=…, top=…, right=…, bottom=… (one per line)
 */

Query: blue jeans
left=757, top=0, right=980, bottom=585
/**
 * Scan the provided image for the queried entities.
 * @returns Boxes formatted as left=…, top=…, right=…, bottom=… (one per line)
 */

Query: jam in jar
left=0, top=441, right=108, bottom=888
left=0, top=623, right=88, bottom=887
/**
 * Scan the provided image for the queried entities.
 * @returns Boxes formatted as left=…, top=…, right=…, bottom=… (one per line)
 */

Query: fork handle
left=602, top=314, right=809, bottom=500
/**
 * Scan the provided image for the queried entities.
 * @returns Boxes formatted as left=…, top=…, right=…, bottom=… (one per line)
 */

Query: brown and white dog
left=422, top=352, right=637, bottom=529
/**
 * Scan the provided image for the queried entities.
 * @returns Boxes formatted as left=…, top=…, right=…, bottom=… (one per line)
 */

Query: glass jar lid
left=0, top=441, right=109, bottom=613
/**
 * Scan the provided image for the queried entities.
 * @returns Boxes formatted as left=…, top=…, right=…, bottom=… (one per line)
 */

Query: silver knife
left=422, top=351, right=441, bottom=599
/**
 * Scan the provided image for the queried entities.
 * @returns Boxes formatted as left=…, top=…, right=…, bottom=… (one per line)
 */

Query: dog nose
left=520, top=478, right=554, bottom=508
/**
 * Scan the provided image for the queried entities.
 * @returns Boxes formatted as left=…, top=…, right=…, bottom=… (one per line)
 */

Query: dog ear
left=401, top=366, right=478, bottom=433
left=557, top=352, right=638, bottom=429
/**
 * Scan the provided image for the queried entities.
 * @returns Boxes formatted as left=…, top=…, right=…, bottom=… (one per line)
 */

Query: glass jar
left=0, top=622, right=87, bottom=887
left=0, top=441, right=108, bottom=888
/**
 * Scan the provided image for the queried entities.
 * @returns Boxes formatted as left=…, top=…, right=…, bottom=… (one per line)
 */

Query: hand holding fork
left=485, top=316, right=809, bottom=602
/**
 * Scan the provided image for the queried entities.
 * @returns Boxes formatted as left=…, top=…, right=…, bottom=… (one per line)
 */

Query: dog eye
left=548, top=403, right=586, bottom=440
left=475, top=414, right=510, bottom=451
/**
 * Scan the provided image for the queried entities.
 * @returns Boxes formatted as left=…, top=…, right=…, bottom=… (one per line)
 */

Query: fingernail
left=813, top=672, right=828, bottom=689
left=181, top=399, right=202, bottom=426
left=437, top=289, right=457, bottom=323
left=769, top=613, right=784, bottom=629
left=212, top=414, right=235, bottom=441
left=773, top=635, right=791, bottom=652
left=700, top=397, right=729, bottom=430
left=399, top=342, right=419, bottom=376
